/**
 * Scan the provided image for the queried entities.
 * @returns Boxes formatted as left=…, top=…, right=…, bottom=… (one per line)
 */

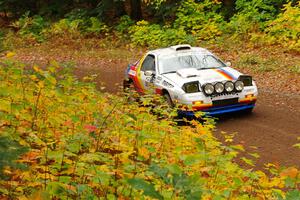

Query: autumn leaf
left=280, top=167, right=298, bottom=178
left=84, top=124, right=97, bottom=133
left=6, top=52, right=16, bottom=58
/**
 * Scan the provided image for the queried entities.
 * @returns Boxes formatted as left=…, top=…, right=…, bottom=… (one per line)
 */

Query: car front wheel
left=163, top=92, right=174, bottom=107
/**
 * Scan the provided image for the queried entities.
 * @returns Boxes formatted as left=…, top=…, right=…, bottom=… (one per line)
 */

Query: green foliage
left=0, top=136, right=28, bottom=179
left=129, top=20, right=195, bottom=47
left=46, top=18, right=83, bottom=38
left=115, top=15, right=135, bottom=34
left=11, top=12, right=48, bottom=42
left=86, top=17, right=109, bottom=35
left=0, top=58, right=299, bottom=199
left=174, top=0, right=224, bottom=41
left=45, top=17, right=109, bottom=39
left=286, top=190, right=300, bottom=200
left=264, top=2, right=300, bottom=51
left=227, top=0, right=279, bottom=34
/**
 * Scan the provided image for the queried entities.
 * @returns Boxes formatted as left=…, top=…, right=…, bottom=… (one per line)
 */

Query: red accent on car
left=155, top=88, right=162, bottom=95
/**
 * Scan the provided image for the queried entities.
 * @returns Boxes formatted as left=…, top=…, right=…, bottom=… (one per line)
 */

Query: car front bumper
left=178, top=102, right=256, bottom=116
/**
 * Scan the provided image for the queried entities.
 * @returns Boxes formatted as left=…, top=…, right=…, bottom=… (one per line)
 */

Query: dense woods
left=0, top=0, right=298, bottom=20
left=0, top=0, right=299, bottom=52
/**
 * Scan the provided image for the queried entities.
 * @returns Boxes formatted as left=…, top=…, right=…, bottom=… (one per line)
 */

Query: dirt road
left=215, top=89, right=300, bottom=168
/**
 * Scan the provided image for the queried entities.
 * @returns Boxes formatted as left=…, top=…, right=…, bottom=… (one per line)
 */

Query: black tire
left=123, top=79, right=130, bottom=91
left=123, top=79, right=137, bottom=102
left=123, top=79, right=135, bottom=92
left=163, top=92, right=174, bottom=107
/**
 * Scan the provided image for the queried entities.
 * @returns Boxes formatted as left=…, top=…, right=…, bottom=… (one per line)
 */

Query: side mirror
left=144, top=70, right=154, bottom=76
left=225, top=61, right=232, bottom=67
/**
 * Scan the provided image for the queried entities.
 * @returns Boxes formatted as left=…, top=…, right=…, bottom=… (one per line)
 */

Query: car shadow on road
left=212, top=110, right=258, bottom=123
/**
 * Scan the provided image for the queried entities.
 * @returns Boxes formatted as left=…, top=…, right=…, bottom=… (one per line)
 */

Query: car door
left=139, top=54, right=156, bottom=91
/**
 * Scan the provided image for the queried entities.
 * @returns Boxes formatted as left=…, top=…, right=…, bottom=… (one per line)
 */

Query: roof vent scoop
left=171, top=44, right=192, bottom=51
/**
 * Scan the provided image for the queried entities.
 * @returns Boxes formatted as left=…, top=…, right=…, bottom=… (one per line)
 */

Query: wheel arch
left=161, top=88, right=169, bottom=96
left=161, top=88, right=175, bottom=107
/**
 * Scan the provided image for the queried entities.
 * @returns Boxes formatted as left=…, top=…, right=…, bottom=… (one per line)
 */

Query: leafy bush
left=1, top=30, right=33, bottom=49
left=46, top=17, right=109, bottom=39
left=1, top=58, right=300, bottom=199
left=85, top=17, right=109, bottom=35
left=115, top=15, right=135, bottom=34
left=174, top=0, right=224, bottom=41
left=129, top=20, right=195, bottom=47
left=11, top=12, right=48, bottom=42
left=48, top=18, right=83, bottom=37
left=227, top=0, right=278, bottom=35
left=0, top=136, right=28, bottom=180
left=264, top=2, right=300, bottom=51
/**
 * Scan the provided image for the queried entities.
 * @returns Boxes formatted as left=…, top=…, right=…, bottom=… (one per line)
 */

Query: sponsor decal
left=128, top=69, right=136, bottom=76
left=162, top=80, right=174, bottom=88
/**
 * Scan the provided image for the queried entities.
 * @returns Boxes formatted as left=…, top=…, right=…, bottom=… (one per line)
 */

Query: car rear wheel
left=123, top=79, right=133, bottom=92
left=123, top=79, right=137, bottom=102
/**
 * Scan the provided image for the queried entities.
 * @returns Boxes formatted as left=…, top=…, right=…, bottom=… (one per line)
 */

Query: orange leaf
left=139, top=147, right=150, bottom=159
left=280, top=167, right=298, bottom=178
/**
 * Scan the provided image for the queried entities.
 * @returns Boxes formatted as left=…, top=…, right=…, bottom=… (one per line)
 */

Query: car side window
left=141, top=54, right=155, bottom=72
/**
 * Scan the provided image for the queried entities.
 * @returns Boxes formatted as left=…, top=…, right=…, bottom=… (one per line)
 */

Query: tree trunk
left=115, top=0, right=127, bottom=17
left=223, top=0, right=235, bottom=21
left=130, top=0, right=142, bottom=20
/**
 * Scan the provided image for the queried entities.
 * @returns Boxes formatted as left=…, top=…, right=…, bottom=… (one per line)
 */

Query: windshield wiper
left=161, top=71, right=177, bottom=75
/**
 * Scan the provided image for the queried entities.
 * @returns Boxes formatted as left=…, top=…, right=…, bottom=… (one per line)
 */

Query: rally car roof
left=148, top=44, right=212, bottom=57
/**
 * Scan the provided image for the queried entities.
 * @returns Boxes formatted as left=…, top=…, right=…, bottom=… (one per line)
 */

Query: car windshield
left=159, top=53, right=226, bottom=74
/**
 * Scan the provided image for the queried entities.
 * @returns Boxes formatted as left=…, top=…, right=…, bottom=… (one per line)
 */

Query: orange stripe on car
left=214, top=69, right=234, bottom=80
left=239, top=94, right=257, bottom=103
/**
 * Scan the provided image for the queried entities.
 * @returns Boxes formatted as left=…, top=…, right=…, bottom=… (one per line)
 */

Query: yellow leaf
left=30, top=75, right=38, bottom=81
left=37, top=81, right=45, bottom=88
left=6, top=52, right=16, bottom=58
left=33, top=65, right=41, bottom=72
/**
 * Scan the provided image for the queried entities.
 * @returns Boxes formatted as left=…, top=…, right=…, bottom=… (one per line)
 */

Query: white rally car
left=124, top=44, right=258, bottom=116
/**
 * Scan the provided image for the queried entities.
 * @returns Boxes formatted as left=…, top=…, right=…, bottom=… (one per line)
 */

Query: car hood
left=161, top=67, right=242, bottom=86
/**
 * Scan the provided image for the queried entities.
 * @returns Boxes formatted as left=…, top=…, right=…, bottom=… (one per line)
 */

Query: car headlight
left=215, top=82, right=224, bottom=93
left=203, top=83, right=214, bottom=95
left=182, top=81, right=200, bottom=93
left=235, top=80, right=244, bottom=91
left=224, top=81, right=234, bottom=92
